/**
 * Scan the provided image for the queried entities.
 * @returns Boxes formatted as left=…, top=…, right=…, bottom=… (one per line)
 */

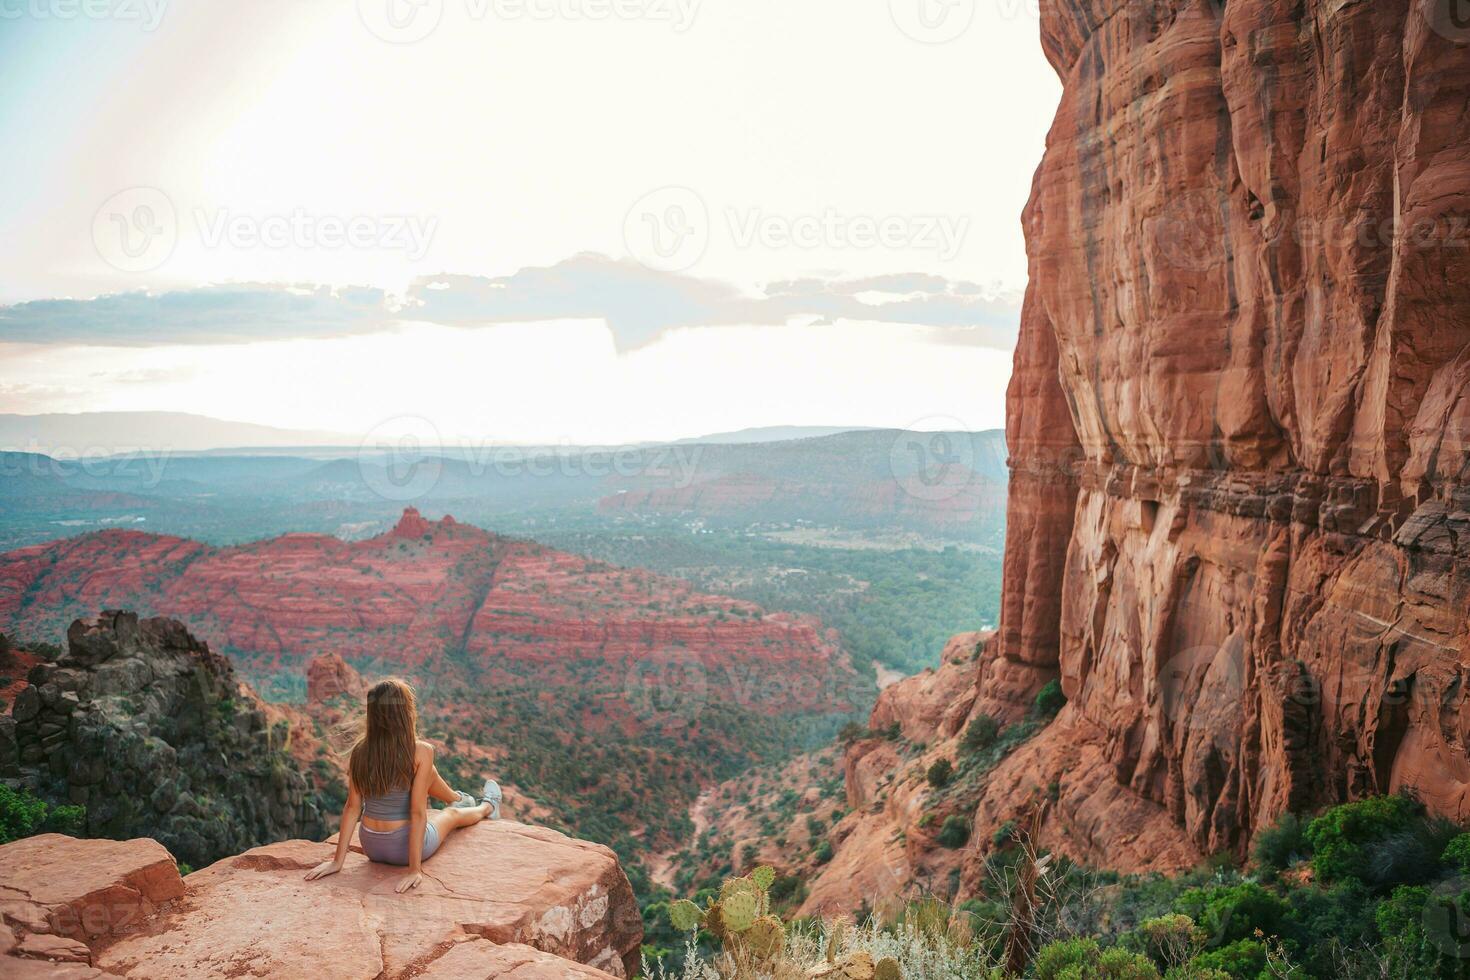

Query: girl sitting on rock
left=306, top=677, right=500, bottom=892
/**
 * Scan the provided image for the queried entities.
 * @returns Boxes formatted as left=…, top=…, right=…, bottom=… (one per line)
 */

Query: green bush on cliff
left=1188, top=938, right=1269, bottom=979
left=1033, top=679, right=1066, bottom=719
left=937, top=815, right=970, bottom=849
left=1443, top=833, right=1470, bottom=875
left=1173, top=882, right=1293, bottom=949
left=0, top=784, right=85, bottom=845
left=963, top=715, right=1000, bottom=752
left=1304, top=795, right=1420, bottom=884
left=1249, top=812, right=1306, bottom=875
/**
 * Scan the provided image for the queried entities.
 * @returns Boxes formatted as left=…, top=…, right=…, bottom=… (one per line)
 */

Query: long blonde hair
left=348, top=678, right=418, bottom=798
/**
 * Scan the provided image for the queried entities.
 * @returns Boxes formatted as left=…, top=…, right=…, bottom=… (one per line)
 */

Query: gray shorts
left=359, top=821, right=441, bottom=866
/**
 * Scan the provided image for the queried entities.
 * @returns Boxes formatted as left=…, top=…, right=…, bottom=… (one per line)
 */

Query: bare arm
left=397, top=744, right=434, bottom=893
left=306, top=780, right=362, bottom=880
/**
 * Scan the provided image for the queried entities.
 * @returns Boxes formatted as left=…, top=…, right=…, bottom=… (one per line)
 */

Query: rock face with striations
left=967, top=0, right=1470, bottom=871
left=0, top=821, right=642, bottom=978
left=2, top=612, right=326, bottom=870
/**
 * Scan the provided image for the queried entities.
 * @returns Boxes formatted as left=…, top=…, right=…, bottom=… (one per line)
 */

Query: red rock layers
left=0, top=509, right=852, bottom=716
left=968, top=0, right=1470, bottom=871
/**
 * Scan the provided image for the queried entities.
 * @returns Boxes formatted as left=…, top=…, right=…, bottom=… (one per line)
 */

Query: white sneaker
left=482, top=779, right=502, bottom=820
left=451, top=790, right=478, bottom=809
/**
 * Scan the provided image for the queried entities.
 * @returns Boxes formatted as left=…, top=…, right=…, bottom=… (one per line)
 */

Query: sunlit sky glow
left=0, top=0, right=1060, bottom=443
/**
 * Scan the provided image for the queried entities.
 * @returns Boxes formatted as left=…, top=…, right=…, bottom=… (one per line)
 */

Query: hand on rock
left=305, top=861, right=342, bottom=881
left=396, top=871, right=422, bottom=893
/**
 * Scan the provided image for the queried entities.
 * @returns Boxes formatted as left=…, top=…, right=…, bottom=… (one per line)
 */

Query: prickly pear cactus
left=705, top=902, right=727, bottom=940
left=723, top=889, right=759, bottom=933
left=751, top=865, right=776, bottom=891
left=721, top=875, right=757, bottom=903
left=746, top=914, right=785, bottom=960
left=837, top=951, right=875, bottom=980
left=669, top=899, right=703, bottom=932
left=826, top=920, right=845, bottom=963
left=875, top=956, right=901, bottom=980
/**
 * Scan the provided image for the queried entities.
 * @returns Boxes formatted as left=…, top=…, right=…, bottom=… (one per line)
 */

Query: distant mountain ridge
left=0, top=412, right=353, bottom=454
left=0, top=428, right=1008, bottom=550
left=0, top=411, right=954, bottom=455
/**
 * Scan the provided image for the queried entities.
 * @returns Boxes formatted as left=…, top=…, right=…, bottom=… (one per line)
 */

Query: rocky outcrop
left=0, top=822, right=642, bottom=978
left=2, top=612, right=325, bottom=869
left=306, top=651, right=365, bottom=705
left=969, top=0, right=1470, bottom=871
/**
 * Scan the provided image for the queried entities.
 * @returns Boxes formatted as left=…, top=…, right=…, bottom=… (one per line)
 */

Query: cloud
left=0, top=283, right=393, bottom=345
left=0, top=255, right=1021, bottom=353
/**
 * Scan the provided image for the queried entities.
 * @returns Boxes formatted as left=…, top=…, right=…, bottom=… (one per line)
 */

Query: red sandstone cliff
left=966, top=0, right=1470, bottom=871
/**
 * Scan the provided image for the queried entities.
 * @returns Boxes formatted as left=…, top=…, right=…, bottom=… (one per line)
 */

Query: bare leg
left=426, top=802, right=490, bottom=847
left=427, top=763, right=458, bottom=806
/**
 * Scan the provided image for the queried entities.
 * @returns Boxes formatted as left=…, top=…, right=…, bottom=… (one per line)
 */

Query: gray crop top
left=362, top=787, right=412, bottom=820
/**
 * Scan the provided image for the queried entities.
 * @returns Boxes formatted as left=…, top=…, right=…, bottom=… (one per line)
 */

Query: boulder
left=0, top=834, right=184, bottom=941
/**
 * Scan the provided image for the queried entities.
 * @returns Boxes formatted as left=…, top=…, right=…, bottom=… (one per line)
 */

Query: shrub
left=937, top=815, right=970, bottom=849
left=1443, top=832, right=1470, bottom=875
left=1304, top=795, right=1419, bottom=884
left=0, top=784, right=85, bottom=845
left=962, top=715, right=1000, bottom=752
left=1374, top=882, right=1470, bottom=978
left=1033, top=938, right=1161, bottom=980
left=1034, top=937, right=1102, bottom=980
left=1137, top=913, right=1205, bottom=968
left=1284, top=879, right=1376, bottom=976
left=1034, top=678, right=1066, bottom=718
left=1189, top=938, right=1267, bottom=979
left=926, top=758, right=954, bottom=788
left=1250, top=812, right=1307, bottom=874
left=1172, top=882, right=1291, bottom=948
left=1363, top=815, right=1461, bottom=889
left=813, top=839, right=833, bottom=864
left=991, top=819, right=1017, bottom=848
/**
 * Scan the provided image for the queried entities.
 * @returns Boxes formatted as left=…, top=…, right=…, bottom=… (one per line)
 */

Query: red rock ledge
left=0, top=821, right=642, bottom=979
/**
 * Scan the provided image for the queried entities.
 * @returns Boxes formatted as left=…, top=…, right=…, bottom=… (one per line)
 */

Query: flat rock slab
left=97, top=820, right=641, bottom=978
left=418, top=939, right=620, bottom=979
left=0, top=834, right=184, bottom=939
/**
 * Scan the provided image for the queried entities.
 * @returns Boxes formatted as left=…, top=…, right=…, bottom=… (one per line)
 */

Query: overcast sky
left=0, top=0, right=1060, bottom=444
